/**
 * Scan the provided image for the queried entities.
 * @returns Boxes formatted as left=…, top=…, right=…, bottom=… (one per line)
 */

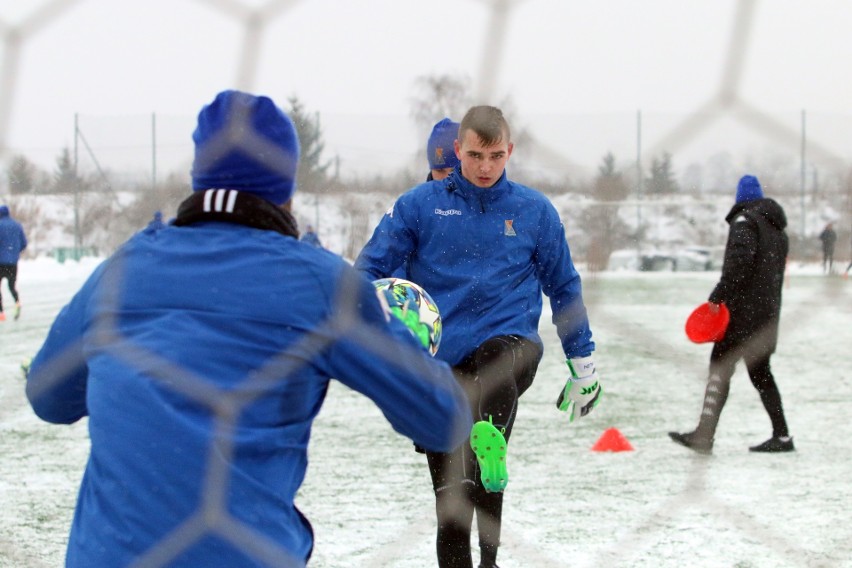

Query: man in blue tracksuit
left=26, top=90, right=472, bottom=568
left=0, top=204, right=27, bottom=321
left=356, top=106, right=602, bottom=568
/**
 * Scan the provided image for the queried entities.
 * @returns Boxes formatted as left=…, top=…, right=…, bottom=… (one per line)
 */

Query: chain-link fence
left=1, top=1, right=851, bottom=567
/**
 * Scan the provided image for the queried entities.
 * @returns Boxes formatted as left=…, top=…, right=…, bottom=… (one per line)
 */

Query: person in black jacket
left=670, top=175, right=794, bottom=454
left=846, top=230, right=852, bottom=276
left=818, top=222, right=837, bottom=274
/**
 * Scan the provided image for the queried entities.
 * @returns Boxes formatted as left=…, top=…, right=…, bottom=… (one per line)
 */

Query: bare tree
left=409, top=74, right=473, bottom=132
left=6, top=155, right=40, bottom=194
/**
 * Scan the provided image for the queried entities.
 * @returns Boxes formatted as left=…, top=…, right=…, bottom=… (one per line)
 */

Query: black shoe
left=668, top=431, right=713, bottom=454
left=749, top=436, right=794, bottom=453
left=478, top=564, right=500, bottom=568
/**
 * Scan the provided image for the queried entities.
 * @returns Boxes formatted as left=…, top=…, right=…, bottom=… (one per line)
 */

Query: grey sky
left=1, top=0, right=850, bottom=179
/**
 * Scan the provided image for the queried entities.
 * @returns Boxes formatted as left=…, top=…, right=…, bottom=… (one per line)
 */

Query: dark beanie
left=426, top=118, right=460, bottom=170
left=191, top=90, right=300, bottom=205
left=736, top=175, right=763, bottom=204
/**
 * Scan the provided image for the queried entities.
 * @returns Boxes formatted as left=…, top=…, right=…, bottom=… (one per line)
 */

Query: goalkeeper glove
left=556, top=356, right=602, bottom=422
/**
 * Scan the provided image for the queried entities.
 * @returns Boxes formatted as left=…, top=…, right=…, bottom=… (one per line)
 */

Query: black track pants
left=425, top=335, right=543, bottom=568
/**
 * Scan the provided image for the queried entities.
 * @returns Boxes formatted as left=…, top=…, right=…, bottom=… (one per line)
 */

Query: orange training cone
left=591, top=427, right=634, bottom=452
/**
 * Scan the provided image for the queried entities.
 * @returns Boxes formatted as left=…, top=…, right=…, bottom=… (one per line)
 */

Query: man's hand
left=556, top=356, right=602, bottom=422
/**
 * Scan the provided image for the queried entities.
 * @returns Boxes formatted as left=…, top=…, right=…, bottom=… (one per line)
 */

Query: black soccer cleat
left=749, top=436, right=795, bottom=453
left=668, top=431, right=713, bottom=455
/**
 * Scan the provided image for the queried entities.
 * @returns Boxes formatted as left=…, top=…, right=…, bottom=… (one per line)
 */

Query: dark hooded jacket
left=709, top=198, right=788, bottom=354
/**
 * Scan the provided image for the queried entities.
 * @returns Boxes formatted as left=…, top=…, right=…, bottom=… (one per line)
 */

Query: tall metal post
left=152, top=113, right=157, bottom=192
left=314, top=195, right=319, bottom=232
left=74, top=113, right=81, bottom=251
left=800, top=109, right=806, bottom=240
left=636, top=110, right=642, bottom=248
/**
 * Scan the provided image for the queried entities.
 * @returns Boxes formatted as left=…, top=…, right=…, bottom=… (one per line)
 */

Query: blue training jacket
left=355, top=167, right=594, bottom=366
left=26, top=218, right=472, bottom=567
left=0, top=205, right=27, bottom=264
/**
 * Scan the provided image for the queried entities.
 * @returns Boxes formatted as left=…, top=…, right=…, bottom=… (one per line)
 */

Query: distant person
left=818, top=222, right=837, bottom=274
left=670, top=174, right=794, bottom=454
left=356, top=105, right=602, bottom=568
left=25, top=90, right=472, bottom=568
left=0, top=204, right=27, bottom=321
left=299, top=224, right=322, bottom=247
left=392, top=118, right=461, bottom=282
left=426, top=117, right=461, bottom=181
left=846, top=228, right=852, bottom=278
left=146, top=210, right=166, bottom=231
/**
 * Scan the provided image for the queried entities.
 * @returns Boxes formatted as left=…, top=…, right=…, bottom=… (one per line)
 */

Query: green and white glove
left=556, top=356, right=602, bottom=422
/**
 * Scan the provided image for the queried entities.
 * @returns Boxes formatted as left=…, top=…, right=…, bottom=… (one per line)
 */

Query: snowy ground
left=1, top=258, right=850, bottom=568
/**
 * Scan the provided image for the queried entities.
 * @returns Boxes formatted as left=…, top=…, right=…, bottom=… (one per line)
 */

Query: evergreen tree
left=595, top=152, right=629, bottom=201
left=53, top=147, right=82, bottom=195
left=287, top=96, right=333, bottom=193
left=581, top=152, right=632, bottom=271
left=645, top=153, right=679, bottom=194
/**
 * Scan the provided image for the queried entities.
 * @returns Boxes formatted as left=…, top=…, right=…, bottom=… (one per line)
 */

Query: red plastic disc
left=685, top=302, right=730, bottom=343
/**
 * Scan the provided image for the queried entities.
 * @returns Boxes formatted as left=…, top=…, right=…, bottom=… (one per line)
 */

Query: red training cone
left=685, top=302, right=730, bottom=344
left=591, top=427, right=634, bottom=452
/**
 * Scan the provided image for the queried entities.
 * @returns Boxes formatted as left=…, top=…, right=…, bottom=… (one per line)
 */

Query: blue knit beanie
left=426, top=118, right=460, bottom=170
left=736, top=175, right=763, bottom=204
left=191, top=90, right=300, bottom=205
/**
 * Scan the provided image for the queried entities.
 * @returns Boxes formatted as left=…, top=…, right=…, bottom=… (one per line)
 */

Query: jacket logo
left=204, top=189, right=238, bottom=213
left=504, top=220, right=516, bottom=236
left=435, top=208, right=462, bottom=216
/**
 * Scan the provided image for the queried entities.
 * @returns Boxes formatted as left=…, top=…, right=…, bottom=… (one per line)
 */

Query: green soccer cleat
left=470, top=416, right=508, bottom=493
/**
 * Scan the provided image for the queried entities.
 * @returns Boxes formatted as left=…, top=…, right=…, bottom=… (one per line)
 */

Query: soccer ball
left=373, top=278, right=442, bottom=356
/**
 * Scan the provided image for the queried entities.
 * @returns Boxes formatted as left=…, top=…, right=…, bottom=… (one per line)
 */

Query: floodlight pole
left=152, top=112, right=157, bottom=192
left=73, top=113, right=81, bottom=251
left=800, top=109, right=806, bottom=240
left=636, top=109, right=643, bottom=251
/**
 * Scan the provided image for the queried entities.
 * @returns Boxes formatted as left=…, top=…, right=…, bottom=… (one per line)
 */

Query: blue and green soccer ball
left=373, top=278, right=442, bottom=356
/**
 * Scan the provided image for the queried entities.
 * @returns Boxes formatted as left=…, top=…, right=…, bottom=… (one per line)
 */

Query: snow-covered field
left=1, top=257, right=850, bottom=568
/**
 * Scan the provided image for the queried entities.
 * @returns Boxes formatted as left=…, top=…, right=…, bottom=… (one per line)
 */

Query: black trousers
left=0, top=264, right=20, bottom=312
left=823, top=248, right=834, bottom=272
left=696, top=339, right=790, bottom=441
left=425, top=335, right=543, bottom=568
